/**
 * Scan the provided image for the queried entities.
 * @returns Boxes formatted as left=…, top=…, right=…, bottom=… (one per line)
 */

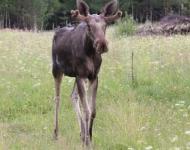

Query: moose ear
left=101, top=0, right=119, bottom=16
left=104, top=10, right=122, bottom=23
left=77, top=0, right=89, bottom=16
left=71, top=10, right=88, bottom=21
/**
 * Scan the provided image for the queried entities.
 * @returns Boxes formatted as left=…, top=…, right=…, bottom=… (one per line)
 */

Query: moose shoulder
left=52, top=0, right=122, bottom=147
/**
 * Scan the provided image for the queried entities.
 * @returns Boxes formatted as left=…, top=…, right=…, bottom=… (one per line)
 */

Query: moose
left=52, top=0, right=122, bottom=147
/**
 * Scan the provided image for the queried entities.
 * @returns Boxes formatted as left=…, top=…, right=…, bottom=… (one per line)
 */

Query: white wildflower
left=145, top=145, right=153, bottom=150
left=185, top=130, right=190, bottom=135
left=170, top=135, right=178, bottom=143
left=183, top=113, right=188, bottom=117
left=139, top=126, right=146, bottom=131
left=186, top=142, right=190, bottom=149
left=43, top=126, right=47, bottom=130
left=32, top=82, right=41, bottom=88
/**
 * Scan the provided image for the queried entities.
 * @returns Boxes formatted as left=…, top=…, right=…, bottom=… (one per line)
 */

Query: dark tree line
left=0, top=0, right=189, bottom=30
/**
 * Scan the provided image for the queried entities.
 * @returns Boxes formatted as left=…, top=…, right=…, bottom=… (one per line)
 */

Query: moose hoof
left=53, top=129, right=58, bottom=140
left=85, top=139, right=92, bottom=150
left=85, top=137, right=91, bottom=146
left=80, top=132, right=85, bottom=143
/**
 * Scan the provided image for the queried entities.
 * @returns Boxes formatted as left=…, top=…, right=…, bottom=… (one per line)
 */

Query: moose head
left=71, top=0, right=122, bottom=54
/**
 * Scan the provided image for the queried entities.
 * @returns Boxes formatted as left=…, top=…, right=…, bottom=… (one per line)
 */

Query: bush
left=115, top=14, right=136, bottom=36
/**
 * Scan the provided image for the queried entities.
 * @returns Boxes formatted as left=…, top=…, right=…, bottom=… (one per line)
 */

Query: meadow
left=0, top=27, right=190, bottom=150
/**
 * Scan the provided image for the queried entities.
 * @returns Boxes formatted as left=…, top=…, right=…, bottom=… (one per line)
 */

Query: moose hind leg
left=71, top=81, right=85, bottom=142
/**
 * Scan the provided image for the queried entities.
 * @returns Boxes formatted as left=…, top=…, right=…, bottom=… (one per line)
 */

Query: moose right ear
left=71, top=10, right=88, bottom=21
left=101, top=0, right=119, bottom=17
left=76, top=0, right=89, bottom=16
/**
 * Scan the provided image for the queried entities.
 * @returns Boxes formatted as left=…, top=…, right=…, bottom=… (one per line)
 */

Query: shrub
left=115, top=14, right=136, bottom=36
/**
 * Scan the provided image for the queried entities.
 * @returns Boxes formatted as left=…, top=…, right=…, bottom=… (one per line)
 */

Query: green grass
left=0, top=28, right=190, bottom=150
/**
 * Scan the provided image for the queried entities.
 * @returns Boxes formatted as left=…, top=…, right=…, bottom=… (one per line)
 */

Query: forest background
left=0, top=0, right=189, bottom=30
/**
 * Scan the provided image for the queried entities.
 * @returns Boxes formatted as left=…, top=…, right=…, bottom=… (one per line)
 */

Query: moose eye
left=87, top=23, right=94, bottom=32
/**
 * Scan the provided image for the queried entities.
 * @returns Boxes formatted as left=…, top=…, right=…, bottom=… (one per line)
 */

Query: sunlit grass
left=0, top=28, right=190, bottom=149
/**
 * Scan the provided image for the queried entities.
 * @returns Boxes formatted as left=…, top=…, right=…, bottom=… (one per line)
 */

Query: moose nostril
left=100, top=41, right=107, bottom=48
left=95, top=39, right=100, bottom=45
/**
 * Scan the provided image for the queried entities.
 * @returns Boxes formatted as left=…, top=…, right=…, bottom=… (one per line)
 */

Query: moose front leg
left=88, top=77, right=98, bottom=141
left=53, top=73, right=63, bottom=140
left=76, top=77, right=91, bottom=147
left=71, top=81, right=85, bottom=142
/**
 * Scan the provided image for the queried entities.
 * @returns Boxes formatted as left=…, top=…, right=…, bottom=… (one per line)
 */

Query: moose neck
left=84, top=25, right=97, bottom=56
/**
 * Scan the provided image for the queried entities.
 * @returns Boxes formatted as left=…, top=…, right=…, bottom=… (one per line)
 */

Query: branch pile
left=137, top=15, right=190, bottom=36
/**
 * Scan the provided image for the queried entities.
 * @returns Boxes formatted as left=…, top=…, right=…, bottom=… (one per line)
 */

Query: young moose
left=52, top=0, right=122, bottom=146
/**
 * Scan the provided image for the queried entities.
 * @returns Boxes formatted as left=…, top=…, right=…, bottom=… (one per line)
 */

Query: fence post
left=131, top=50, right=135, bottom=86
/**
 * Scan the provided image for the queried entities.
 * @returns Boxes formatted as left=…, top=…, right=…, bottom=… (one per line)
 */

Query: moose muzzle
left=94, top=38, right=108, bottom=54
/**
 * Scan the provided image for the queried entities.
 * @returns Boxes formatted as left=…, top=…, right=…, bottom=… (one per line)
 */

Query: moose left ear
left=101, top=0, right=119, bottom=17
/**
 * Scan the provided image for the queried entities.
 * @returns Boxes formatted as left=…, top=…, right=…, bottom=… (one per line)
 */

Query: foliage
left=115, top=14, right=136, bottom=36
left=0, top=0, right=190, bottom=30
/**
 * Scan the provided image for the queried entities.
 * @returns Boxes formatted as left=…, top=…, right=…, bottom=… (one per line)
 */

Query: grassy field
left=0, top=28, right=190, bottom=150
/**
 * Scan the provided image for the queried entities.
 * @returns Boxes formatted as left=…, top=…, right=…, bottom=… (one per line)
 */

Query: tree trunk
left=164, top=0, right=170, bottom=15
left=131, top=0, right=134, bottom=18
left=150, top=7, right=153, bottom=22
left=181, top=3, right=184, bottom=15
left=0, top=13, right=3, bottom=28
left=41, top=21, right=44, bottom=31
left=5, top=9, right=7, bottom=28
left=33, top=15, right=37, bottom=32
left=8, top=14, right=10, bottom=28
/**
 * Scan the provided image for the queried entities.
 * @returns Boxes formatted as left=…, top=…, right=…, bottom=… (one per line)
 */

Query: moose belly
left=59, top=58, right=97, bottom=79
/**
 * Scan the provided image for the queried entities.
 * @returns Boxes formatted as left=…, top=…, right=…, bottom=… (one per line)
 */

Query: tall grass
left=0, top=29, right=190, bottom=149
